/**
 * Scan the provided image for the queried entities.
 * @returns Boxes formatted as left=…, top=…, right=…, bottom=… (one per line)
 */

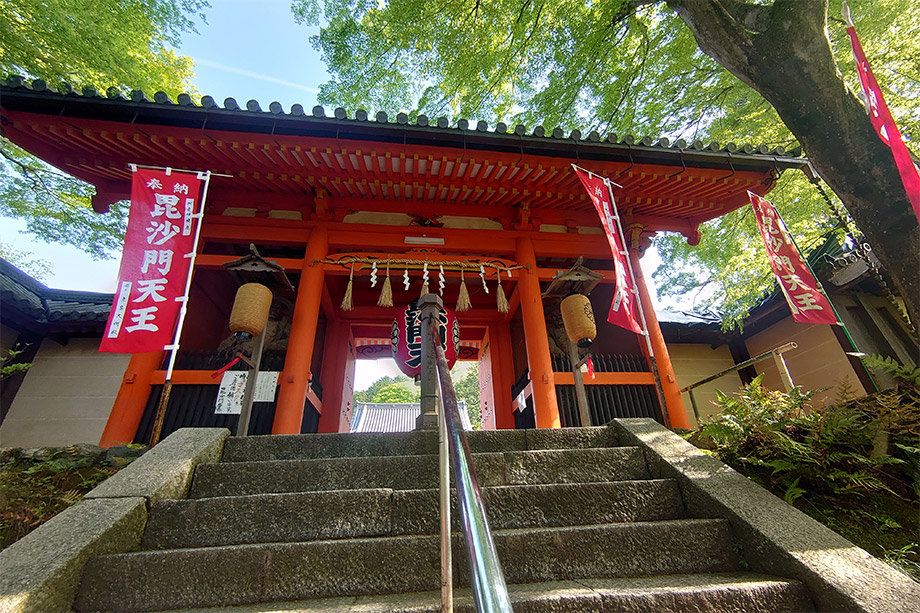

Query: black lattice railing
left=550, top=352, right=650, bottom=373
left=555, top=384, right=662, bottom=427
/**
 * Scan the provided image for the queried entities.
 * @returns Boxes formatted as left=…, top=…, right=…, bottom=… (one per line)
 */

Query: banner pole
left=149, top=170, right=214, bottom=446
left=772, top=203, right=880, bottom=393
left=603, top=178, right=669, bottom=417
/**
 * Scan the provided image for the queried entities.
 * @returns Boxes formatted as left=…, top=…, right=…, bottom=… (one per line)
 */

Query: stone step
left=143, top=479, right=685, bottom=549
left=190, top=446, right=649, bottom=498
left=75, top=519, right=736, bottom=612
left=221, top=427, right=618, bottom=462
left=151, top=573, right=814, bottom=612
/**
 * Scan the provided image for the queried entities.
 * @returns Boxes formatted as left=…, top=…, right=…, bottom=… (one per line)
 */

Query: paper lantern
left=391, top=298, right=459, bottom=377
left=561, top=293, right=596, bottom=348
left=229, top=283, right=272, bottom=338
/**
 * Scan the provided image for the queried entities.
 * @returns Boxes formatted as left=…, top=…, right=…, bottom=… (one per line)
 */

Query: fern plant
left=701, top=375, right=903, bottom=503
left=862, top=354, right=920, bottom=390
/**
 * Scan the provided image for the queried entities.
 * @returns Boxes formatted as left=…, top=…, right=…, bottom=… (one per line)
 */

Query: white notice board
left=215, top=371, right=280, bottom=414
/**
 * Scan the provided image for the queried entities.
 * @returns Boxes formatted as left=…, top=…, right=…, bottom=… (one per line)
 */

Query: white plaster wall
left=745, top=316, right=865, bottom=407
left=0, top=338, right=129, bottom=447
left=667, top=343, right=742, bottom=427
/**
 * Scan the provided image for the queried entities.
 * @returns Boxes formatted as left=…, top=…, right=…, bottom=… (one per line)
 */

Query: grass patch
left=0, top=455, right=125, bottom=550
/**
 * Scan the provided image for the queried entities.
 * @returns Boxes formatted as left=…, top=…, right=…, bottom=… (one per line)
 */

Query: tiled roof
left=350, top=403, right=421, bottom=433
left=350, top=402, right=472, bottom=432
left=1, top=75, right=804, bottom=161
left=0, top=258, right=112, bottom=335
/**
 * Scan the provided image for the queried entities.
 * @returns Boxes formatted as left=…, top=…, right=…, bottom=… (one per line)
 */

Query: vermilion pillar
left=100, top=351, right=163, bottom=446
left=515, top=237, right=561, bottom=429
left=628, top=250, right=691, bottom=429
left=273, top=225, right=329, bottom=434
left=490, top=323, right=516, bottom=430
left=317, top=318, right=349, bottom=433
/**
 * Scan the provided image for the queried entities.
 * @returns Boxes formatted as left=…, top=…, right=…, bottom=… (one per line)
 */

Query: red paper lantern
left=391, top=298, right=459, bottom=378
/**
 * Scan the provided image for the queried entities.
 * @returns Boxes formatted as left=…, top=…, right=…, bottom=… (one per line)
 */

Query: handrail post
left=679, top=342, right=800, bottom=423
left=438, top=394, right=453, bottom=612
left=423, top=297, right=513, bottom=612
left=688, top=388, right=701, bottom=424
left=772, top=348, right=795, bottom=392
left=419, top=294, right=452, bottom=611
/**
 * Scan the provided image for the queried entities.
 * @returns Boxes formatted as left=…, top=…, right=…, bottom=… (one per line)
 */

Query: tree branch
left=611, top=0, right=660, bottom=27
left=665, top=0, right=755, bottom=84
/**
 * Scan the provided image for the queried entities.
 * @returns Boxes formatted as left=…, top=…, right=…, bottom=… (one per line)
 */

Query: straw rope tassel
left=378, top=259, right=394, bottom=307
left=495, top=268, right=509, bottom=313
left=340, top=263, right=354, bottom=311
left=456, top=267, right=471, bottom=312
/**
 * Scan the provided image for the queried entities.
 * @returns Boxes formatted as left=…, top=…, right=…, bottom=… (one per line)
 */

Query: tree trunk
left=667, top=0, right=920, bottom=329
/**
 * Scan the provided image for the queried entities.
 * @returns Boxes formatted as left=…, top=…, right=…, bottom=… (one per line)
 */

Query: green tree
left=0, top=0, right=208, bottom=257
left=452, top=364, right=482, bottom=429
left=354, top=374, right=419, bottom=403
left=0, top=242, right=52, bottom=282
left=296, top=0, right=920, bottom=327
left=371, top=382, right=420, bottom=403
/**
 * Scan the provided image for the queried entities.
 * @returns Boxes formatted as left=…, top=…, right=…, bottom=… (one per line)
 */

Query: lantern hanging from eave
left=561, top=293, right=596, bottom=348
left=229, top=283, right=273, bottom=338
left=391, top=298, right=459, bottom=378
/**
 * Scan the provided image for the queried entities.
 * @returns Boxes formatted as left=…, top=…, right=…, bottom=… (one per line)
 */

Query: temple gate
left=0, top=80, right=808, bottom=442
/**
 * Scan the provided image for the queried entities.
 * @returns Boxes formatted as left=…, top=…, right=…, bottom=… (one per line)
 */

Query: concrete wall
left=745, top=316, right=865, bottom=407
left=667, top=343, right=742, bottom=427
left=0, top=338, right=129, bottom=447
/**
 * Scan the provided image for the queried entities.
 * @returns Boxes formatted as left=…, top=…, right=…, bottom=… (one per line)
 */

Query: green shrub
left=701, top=375, right=909, bottom=503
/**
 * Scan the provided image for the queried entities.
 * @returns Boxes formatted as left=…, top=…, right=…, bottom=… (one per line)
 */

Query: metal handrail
left=427, top=317, right=513, bottom=612
left=680, top=341, right=798, bottom=422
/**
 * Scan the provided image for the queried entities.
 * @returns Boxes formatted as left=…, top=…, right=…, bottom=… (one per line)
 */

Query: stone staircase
left=72, top=427, right=813, bottom=612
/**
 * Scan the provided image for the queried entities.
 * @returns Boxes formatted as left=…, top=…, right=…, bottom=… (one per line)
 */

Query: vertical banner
left=100, top=168, right=204, bottom=353
left=749, top=192, right=838, bottom=325
left=573, top=167, right=643, bottom=334
left=846, top=14, right=920, bottom=223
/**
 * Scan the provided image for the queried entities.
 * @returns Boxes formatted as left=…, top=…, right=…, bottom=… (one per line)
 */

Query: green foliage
left=701, top=376, right=920, bottom=578
left=1, top=0, right=206, bottom=95
left=297, top=0, right=920, bottom=323
left=0, top=242, right=52, bottom=282
left=0, top=348, right=31, bottom=381
left=371, top=381, right=419, bottom=403
left=354, top=375, right=419, bottom=403
left=0, top=0, right=208, bottom=257
left=862, top=354, right=920, bottom=390
left=702, top=375, right=909, bottom=500
left=452, top=364, right=481, bottom=429
left=0, top=455, right=122, bottom=550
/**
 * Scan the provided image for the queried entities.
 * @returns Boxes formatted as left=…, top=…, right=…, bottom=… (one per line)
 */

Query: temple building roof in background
left=0, top=258, right=112, bottom=337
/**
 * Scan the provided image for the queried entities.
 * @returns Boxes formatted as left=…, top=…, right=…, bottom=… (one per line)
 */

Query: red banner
left=847, top=25, right=920, bottom=224
left=100, top=168, right=203, bottom=353
left=574, top=167, right=643, bottom=335
left=750, top=192, right=837, bottom=325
